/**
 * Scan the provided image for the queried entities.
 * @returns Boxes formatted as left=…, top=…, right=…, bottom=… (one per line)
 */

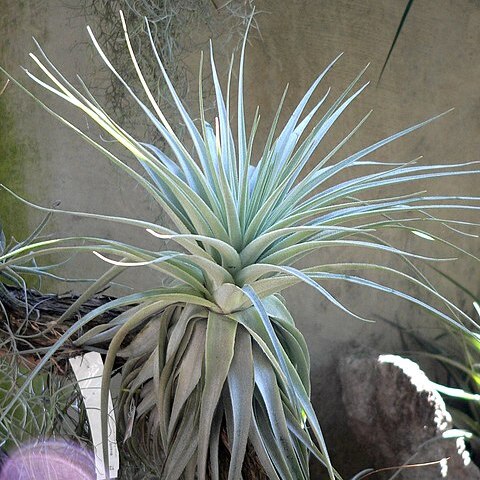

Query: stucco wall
left=1, top=0, right=479, bottom=476
left=243, top=1, right=480, bottom=475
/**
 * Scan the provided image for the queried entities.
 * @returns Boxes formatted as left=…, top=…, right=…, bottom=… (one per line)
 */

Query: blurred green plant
left=0, top=357, right=90, bottom=451
left=394, top=267, right=480, bottom=455
left=0, top=10, right=480, bottom=480
left=0, top=220, right=92, bottom=453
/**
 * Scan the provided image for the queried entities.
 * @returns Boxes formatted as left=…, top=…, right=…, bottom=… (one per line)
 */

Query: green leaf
left=252, top=345, right=306, bottom=479
left=197, top=312, right=237, bottom=480
left=168, top=321, right=207, bottom=438
left=226, top=326, right=255, bottom=480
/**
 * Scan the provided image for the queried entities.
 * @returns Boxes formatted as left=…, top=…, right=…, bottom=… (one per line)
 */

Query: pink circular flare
left=0, top=440, right=96, bottom=480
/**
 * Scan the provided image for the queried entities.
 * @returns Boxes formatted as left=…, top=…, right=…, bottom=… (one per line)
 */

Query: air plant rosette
left=0, top=10, right=480, bottom=480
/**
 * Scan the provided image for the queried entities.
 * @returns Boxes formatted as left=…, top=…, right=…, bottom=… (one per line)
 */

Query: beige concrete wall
left=190, top=2, right=479, bottom=472
left=243, top=1, right=479, bottom=475
left=1, top=0, right=479, bottom=476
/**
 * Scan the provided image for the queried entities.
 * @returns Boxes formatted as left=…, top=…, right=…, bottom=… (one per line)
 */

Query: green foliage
left=0, top=11, right=479, bottom=480
left=0, top=222, right=92, bottom=453
left=0, top=357, right=89, bottom=451
left=397, top=267, right=480, bottom=449
left=0, top=214, right=96, bottom=296
left=0, top=358, right=48, bottom=449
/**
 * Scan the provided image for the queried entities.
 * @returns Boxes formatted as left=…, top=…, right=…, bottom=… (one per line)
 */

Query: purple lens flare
left=0, top=440, right=96, bottom=480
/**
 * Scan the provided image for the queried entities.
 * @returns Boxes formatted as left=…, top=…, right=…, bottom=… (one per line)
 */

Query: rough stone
left=339, top=353, right=480, bottom=479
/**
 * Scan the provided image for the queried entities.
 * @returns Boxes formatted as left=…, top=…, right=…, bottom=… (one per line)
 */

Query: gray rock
left=339, top=353, right=480, bottom=479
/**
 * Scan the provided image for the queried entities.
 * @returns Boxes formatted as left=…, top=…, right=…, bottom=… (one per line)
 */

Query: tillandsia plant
left=1, top=11, right=480, bottom=480
left=0, top=221, right=92, bottom=454
left=0, top=356, right=90, bottom=452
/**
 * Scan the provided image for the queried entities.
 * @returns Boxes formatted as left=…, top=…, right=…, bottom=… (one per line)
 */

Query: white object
left=70, top=352, right=120, bottom=480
